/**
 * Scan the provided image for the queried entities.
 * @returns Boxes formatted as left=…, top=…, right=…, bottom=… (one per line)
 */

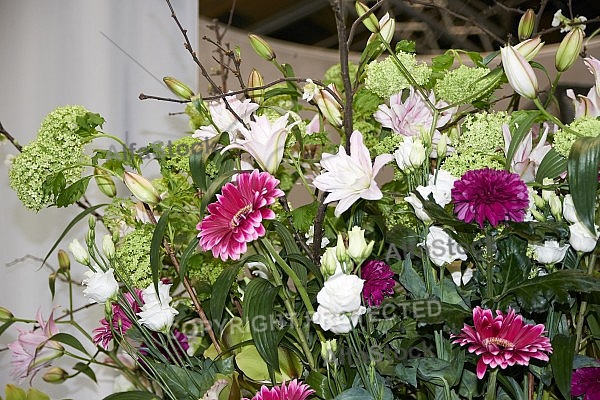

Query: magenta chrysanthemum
left=361, top=260, right=395, bottom=306
left=572, top=366, right=600, bottom=399
left=451, top=168, right=529, bottom=228
left=93, top=289, right=143, bottom=349
left=242, top=379, right=314, bottom=400
left=198, top=170, right=284, bottom=261
left=451, top=306, right=552, bottom=379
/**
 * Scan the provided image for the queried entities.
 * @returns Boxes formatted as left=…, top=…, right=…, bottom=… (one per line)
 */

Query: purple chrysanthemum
left=361, top=260, right=395, bottom=306
left=451, top=168, right=529, bottom=228
left=572, top=367, right=600, bottom=399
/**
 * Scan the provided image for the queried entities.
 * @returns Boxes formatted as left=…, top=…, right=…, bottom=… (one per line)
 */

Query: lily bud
left=500, top=44, right=538, bottom=99
left=378, top=13, right=395, bottom=44
left=43, top=367, right=68, bottom=384
left=518, top=9, right=536, bottom=40
left=514, top=37, right=544, bottom=61
left=57, top=249, right=70, bottom=272
left=102, top=234, right=115, bottom=259
left=123, top=171, right=161, bottom=205
left=94, top=167, right=117, bottom=198
left=163, top=77, right=195, bottom=101
left=347, top=226, right=374, bottom=265
left=556, top=28, right=584, bottom=72
left=355, top=2, right=380, bottom=33
left=248, top=34, right=276, bottom=61
left=316, top=84, right=343, bottom=128
left=247, top=69, right=265, bottom=104
left=69, top=239, right=90, bottom=266
left=0, top=306, right=14, bottom=322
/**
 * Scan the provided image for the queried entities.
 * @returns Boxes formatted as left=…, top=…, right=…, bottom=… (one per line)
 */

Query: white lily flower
left=313, top=131, right=393, bottom=217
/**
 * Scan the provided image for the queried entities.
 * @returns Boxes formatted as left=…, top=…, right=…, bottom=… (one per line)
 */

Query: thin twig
left=346, top=0, right=385, bottom=47
left=311, top=192, right=328, bottom=265
left=0, top=121, right=22, bottom=152
left=534, top=0, right=549, bottom=35
left=139, top=93, right=188, bottom=103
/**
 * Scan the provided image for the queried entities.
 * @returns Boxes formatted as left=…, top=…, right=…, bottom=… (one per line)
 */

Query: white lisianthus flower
left=313, top=131, right=393, bottom=217
left=394, top=137, right=426, bottom=171
left=305, top=225, right=330, bottom=249
left=405, top=169, right=457, bottom=222
left=531, top=240, right=569, bottom=264
left=312, top=272, right=366, bottom=334
left=569, top=222, right=599, bottom=253
left=446, top=263, right=475, bottom=286
left=222, top=114, right=295, bottom=174
left=137, top=282, right=179, bottom=333
left=405, top=191, right=431, bottom=223
left=82, top=268, right=119, bottom=304
left=425, top=226, right=468, bottom=267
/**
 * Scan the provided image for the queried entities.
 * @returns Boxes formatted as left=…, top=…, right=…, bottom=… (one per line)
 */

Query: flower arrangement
left=2, top=1, right=600, bottom=399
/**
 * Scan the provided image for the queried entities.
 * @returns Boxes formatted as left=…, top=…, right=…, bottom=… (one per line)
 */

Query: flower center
left=482, top=337, right=515, bottom=348
left=230, top=204, right=253, bottom=229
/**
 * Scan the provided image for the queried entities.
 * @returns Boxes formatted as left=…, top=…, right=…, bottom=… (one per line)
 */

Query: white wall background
left=0, top=1, right=197, bottom=397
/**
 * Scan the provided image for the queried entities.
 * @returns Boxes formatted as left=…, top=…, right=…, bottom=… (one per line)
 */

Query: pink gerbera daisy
left=361, top=260, right=395, bottom=306
left=451, top=168, right=529, bottom=228
left=451, top=306, right=552, bottom=379
left=242, top=379, right=314, bottom=400
left=198, top=170, right=283, bottom=261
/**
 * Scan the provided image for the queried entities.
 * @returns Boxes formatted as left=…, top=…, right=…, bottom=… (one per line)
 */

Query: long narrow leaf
left=568, top=135, right=600, bottom=234
left=551, top=334, right=576, bottom=400
left=505, top=111, right=541, bottom=170
left=150, top=209, right=171, bottom=297
left=178, top=236, right=199, bottom=280
left=535, top=148, right=567, bottom=183
left=102, top=392, right=160, bottom=400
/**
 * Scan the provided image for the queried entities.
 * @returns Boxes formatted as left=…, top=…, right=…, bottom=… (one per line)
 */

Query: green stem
left=485, top=369, right=498, bottom=400
left=532, top=98, right=578, bottom=136
left=575, top=252, right=597, bottom=352
left=543, top=72, right=562, bottom=108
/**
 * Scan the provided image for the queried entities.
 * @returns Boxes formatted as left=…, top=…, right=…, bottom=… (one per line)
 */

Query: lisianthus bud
left=320, top=247, right=339, bottom=278
left=163, top=77, right=195, bottom=101
left=94, top=167, right=117, bottom=198
left=531, top=209, right=546, bottom=222
left=437, top=134, right=448, bottom=160
left=248, top=34, right=276, bottom=61
left=0, top=306, right=14, bottom=322
left=533, top=193, right=545, bottom=209
left=501, top=44, right=538, bottom=99
left=336, top=233, right=351, bottom=266
left=247, top=68, right=265, bottom=104
left=320, top=339, right=338, bottom=365
left=68, top=239, right=90, bottom=266
left=556, top=28, right=584, bottom=72
left=43, top=367, right=68, bottom=384
left=518, top=9, right=536, bottom=40
left=563, top=194, right=579, bottom=224
left=514, top=37, right=544, bottom=61
left=347, top=226, right=374, bottom=265
left=102, top=234, right=115, bottom=259
left=569, top=222, right=599, bottom=253
left=355, top=2, right=380, bottom=33
left=541, top=178, right=554, bottom=202
left=549, top=194, right=562, bottom=221
left=409, top=139, right=427, bottom=167
left=57, top=249, right=70, bottom=271
left=123, top=171, right=161, bottom=205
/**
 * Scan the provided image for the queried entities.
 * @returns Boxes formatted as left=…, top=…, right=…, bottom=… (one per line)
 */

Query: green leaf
left=49, top=333, right=89, bottom=356
left=395, top=40, right=416, bottom=53
left=210, top=263, right=243, bottom=335
left=395, top=258, right=428, bottom=300
left=551, top=334, right=576, bottom=400
left=264, top=87, right=300, bottom=100
left=0, top=320, right=14, bottom=336
left=305, top=371, right=333, bottom=399
left=505, top=111, right=541, bottom=171
left=417, top=301, right=471, bottom=331
left=272, top=221, right=307, bottom=286
left=535, top=148, right=567, bottom=183
left=178, top=236, right=199, bottom=281
left=243, top=278, right=281, bottom=379
left=150, top=209, right=170, bottom=297
left=334, top=388, right=374, bottom=400
left=73, top=362, right=97, bottom=382
left=102, top=392, right=160, bottom=400
left=431, top=52, right=455, bottom=73
left=4, top=384, right=26, bottom=400
left=496, top=236, right=531, bottom=302
left=189, top=148, right=208, bottom=191
left=568, top=135, right=600, bottom=234
left=75, top=112, right=105, bottom=137
left=152, top=363, right=213, bottom=399
left=395, top=361, right=418, bottom=387
left=55, top=176, right=92, bottom=207
left=199, top=169, right=241, bottom=220
left=290, top=202, right=319, bottom=233
left=466, top=51, right=484, bottom=67
left=499, top=270, right=600, bottom=310
left=496, top=374, right=525, bottom=400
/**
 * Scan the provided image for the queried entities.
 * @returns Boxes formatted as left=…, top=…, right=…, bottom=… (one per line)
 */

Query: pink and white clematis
left=313, top=131, right=393, bottom=217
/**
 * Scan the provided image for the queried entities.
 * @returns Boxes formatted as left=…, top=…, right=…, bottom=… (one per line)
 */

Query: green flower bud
left=163, top=76, right=195, bottom=101
left=88, top=215, right=96, bottom=230
left=556, top=28, right=584, bottom=72
left=0, top=306, right=14, bottom=322
left=248, top=34, right=276, bottom=61
left=347, top=226, right=374, bottom=265
left=533, top=193, right=545, bottom=209
left=355, top=2, right=380, bottom=33
left=247, top=68, right=265, bottom=104
left=69, top=239, right=90, bottom=266
left=57, top=249, right=70, bottom=272
left=336, top=233, right=351, bottom=266
left=518, top=9, right=536, bottom=40
left=102, top=234, right=115, bottom=259
left=320, top=339, right=338, bottom=365
left=437, top=134, right=448, bottom=160
left=531, top=208, right=546, bottom=222
left=43, top=367, right=68, bottom=384
left=320, top=247, right=339, bottom=278
left=549, top=194, right=562, bottom=221
left=94, top=167, right=117, bottom=198
left=123, top=171, right=161, bottom=205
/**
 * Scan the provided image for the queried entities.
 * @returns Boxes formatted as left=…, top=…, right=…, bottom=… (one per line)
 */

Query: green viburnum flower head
left=553, top=117, right=600, bottom=157
left=441, top=149, right=504, bottom=178
left=114, top=224, right=155, bottom=289
left=371, top=134, right=405, bottom=156
left=455, top=111, right=509, bottom=153
left=434, top=65, right=495, bottom=105
left=9, top=105, right=90, bottom=211
left=324, top=62, right=358, bottom=91
left=365, top=51, right=432, bottom=99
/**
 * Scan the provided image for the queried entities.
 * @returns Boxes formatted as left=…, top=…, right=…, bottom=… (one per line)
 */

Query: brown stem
left=139, top=93, right=188, bottom=103
left=143, top=203, right=221, bottom=353
left=534, top=0, right=549, bottom=35
left=0, top=121, right=23, bottom=152
left=311, top=192, right=328, bottom=266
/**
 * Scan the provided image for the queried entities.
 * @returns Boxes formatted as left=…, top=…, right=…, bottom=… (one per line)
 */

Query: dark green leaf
left=39, top=203, right=108, bottom=268
left=431, top=52, right=455, bottom=73
left=73, top=362, right=97, bottom=382
left=334, top=388, right=374, bottom=400
left=496, top=374, right=525, bottom=400
left=551, top=334, right=575, bottom=400
left=189, top=148, right=207, bottom=191
left=55, top=176, right=92, bottom=207
left=178, top=236, right=199, bottom=281
left=102, top=392, right=160, bottom=400
left=535, top=148, right=567, bottom=183
left=150, top=209, right=170, bottom=297
left=568, top=135, right=600, bottom=234
left=466, top=51, right=483, bottom=67
left=496, top=236, right=531, bottom=300
left=49, top=333, right=89, bottom=356
left=199, top=169, right=241, bottom=220
left=482, top=50, right=500, bottom=66
left=210, top=263, right=243, bottom=335
left=306, top=370, right=333, bottom=399
left=290, top=202, right=319, bottom=233
left=76, top=112, right=105, bottom=137
left=152, top=362, right=213, bottom=399
left=244, top=277, right=281, bottom=379
left=396, top=40, right=416, bottom=53
left=395, top=361, right=418, bottom=387
left=395, top=258, right=428, bottom=300
left=417, top=301, right=471, bottom=331
left=272, top=221, right=307, bottom=286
